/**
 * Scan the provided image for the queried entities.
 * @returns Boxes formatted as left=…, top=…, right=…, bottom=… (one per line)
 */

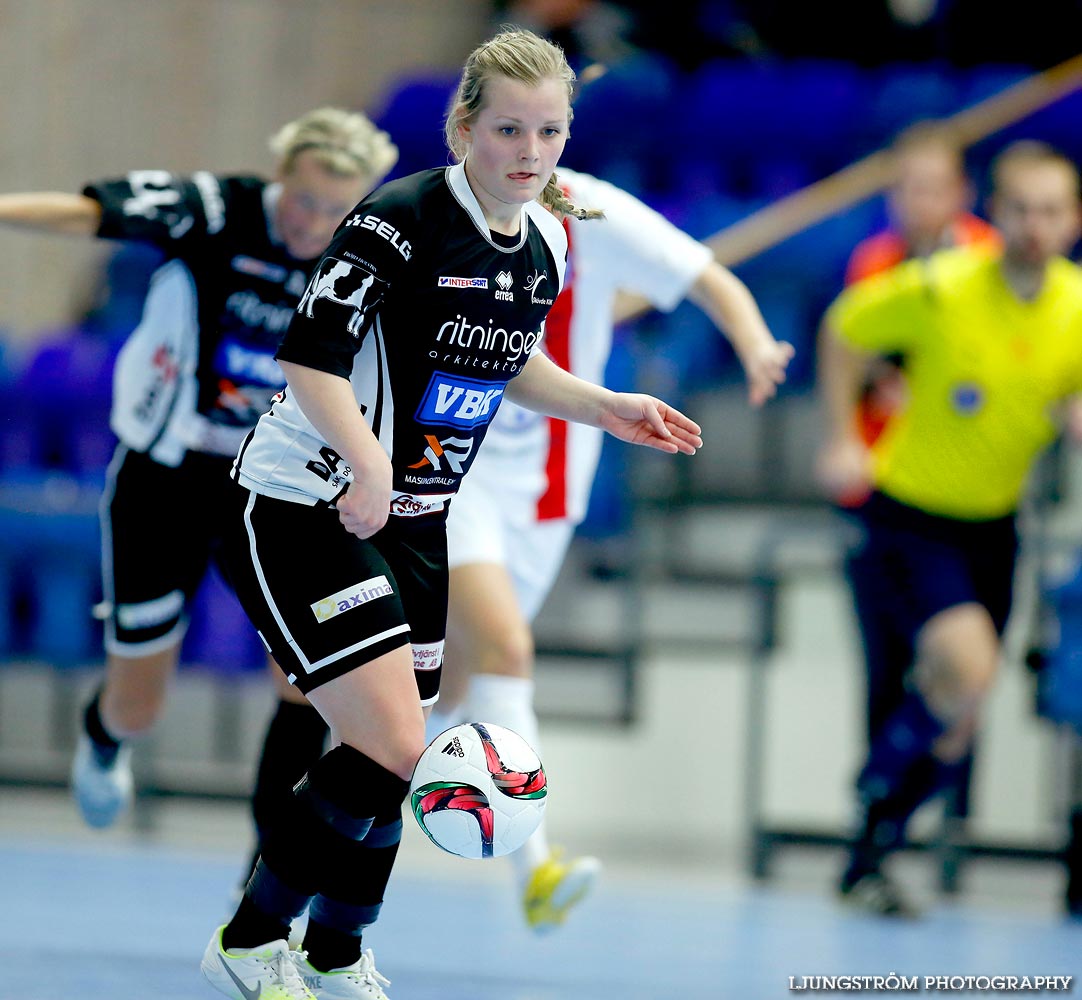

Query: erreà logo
left=311, top=575, right=394, bottom=623
left=441, top=736, right=465, bottom=757
left=494, top=270, right=514, bottom=302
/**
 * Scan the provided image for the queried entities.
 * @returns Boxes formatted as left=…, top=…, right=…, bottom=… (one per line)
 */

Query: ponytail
left=539, top=173, right=604, bottom=221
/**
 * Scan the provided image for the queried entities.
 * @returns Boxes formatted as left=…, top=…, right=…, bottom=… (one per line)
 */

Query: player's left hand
left=599, top=393, right=702, bottom=454
left=740, top=339, right=795, bottom=407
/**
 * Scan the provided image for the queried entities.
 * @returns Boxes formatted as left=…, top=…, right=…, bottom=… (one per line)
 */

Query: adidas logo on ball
left=441, top=736, right=465, bottom=757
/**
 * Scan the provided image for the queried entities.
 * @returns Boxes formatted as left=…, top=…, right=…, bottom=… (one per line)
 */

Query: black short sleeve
left=83, top=170, right=225, bottom=249
left=275, top=185, right=418, bottom=379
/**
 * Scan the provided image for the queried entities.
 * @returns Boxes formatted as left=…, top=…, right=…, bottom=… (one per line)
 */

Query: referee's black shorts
left=846, top=490, right=1018, bottom=733
left=222, top=481, right=446, bottom=702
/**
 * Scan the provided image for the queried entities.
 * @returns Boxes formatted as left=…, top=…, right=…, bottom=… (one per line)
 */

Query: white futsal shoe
left=71, top=733, right=134, bottom=828
left=201, top=926, right=315, bottom=1000
left=292, top=948, right=391, bottom=1000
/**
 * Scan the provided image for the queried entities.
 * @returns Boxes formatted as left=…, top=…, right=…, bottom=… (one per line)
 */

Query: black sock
left=83, top=688, right=121, bottom=766
left=842, top=796, right=900, bottom=887
left=842, top=754, right=946, bottom=887
left=247, top=700, right=329, bottom=884
left=296, top=747, right=408, bottom=971
left=224, top=893, right=295, bottom=953
left=225, top=850, right=317, bottom=952
left=227, top=745, right=407, bottom=957
left=303, top=920, right=364, bottom=973
left=303, top=811, right=403, bottom=971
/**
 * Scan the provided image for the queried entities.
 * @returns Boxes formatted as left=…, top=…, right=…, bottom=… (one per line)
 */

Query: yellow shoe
left=523, top=850, right=601, bottom=933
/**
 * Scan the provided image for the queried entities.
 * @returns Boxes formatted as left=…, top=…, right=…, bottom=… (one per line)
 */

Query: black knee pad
left=296, top=744, right=409, bottom=841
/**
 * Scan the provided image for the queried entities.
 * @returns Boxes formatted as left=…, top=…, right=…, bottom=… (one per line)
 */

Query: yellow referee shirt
left=828, top=246, right=1082, bottom=520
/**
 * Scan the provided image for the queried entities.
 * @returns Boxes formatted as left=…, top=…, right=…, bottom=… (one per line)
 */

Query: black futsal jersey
left=85, top=171, right=319, bottom=466
left=232, top=161, right=567, bottom=521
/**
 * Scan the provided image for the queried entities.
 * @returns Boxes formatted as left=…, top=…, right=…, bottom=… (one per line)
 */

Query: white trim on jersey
left=233, top=322, right=392, bottom=507
left=371, top=314, right=395, bottom=457
left=262, top=182, right=284, bottom=247
left=109, top=260, right=201, bottom=467
left=445, top=161, right=528, bottom=253
left=524, top=198, right=568, bottom=293
left=443, top=161, right=568, bottom=292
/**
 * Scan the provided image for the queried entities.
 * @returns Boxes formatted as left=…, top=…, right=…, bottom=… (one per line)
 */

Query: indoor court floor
left=2, top=790, right=1079, bottom=999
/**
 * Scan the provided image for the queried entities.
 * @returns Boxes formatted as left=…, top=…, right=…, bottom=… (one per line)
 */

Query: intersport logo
left=438, top=276, right=488, bottom=289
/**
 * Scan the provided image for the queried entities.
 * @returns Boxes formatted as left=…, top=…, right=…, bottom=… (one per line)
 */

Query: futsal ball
left=410, top=722, right=547, bottom=859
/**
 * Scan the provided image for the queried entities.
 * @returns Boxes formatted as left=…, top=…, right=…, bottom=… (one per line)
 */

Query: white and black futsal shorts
left=101, top=446, right=235, bottom=656
left=222, top=481, right=446, bottom=702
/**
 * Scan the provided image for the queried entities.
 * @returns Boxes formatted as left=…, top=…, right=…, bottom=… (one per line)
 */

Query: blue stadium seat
left=860, top=63, right=962, bottom=150
left=373, top=73, right=459, bottom=179
left=14, top=332, right=117, bottom=479
left=0, top=477, right=103, bottom=665
left=669, top=59, right=863, bottom=195
left=560, top=53, right=679, bottom=197
left=959, top=64, right=1031, bottom=107
left=180, top=567, right=267, bottom=673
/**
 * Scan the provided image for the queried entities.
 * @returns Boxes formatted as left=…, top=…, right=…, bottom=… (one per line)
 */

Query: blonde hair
left=991, top=139, right=1081, bottom=199
left=891, top=120, right=965, bottom=169
left=444, top=29, right=603, bottom=221
left=270, top=107, right=399, bottom=180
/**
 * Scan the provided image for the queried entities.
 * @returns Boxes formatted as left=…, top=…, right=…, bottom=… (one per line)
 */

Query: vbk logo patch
left=311, top=575, right=394, bottom=623
left=414, top=371, right=506, bottom=429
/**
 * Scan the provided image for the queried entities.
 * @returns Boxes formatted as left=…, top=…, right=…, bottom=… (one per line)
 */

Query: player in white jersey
left=0, top=109, right=396, bottom=834
left=425, top=167, right=794, bottom=931
left=202, top=30, right=702, bottom=1000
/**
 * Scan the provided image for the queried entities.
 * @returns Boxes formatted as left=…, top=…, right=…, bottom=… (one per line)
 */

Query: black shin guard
left=228, top=744, right=408, bottom=957
left=304, top=810, right=404, bottom=971
left=293, top=747, right=409, bottom=972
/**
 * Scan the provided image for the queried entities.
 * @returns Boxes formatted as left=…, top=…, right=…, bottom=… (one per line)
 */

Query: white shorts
left=447, top=461, right=575, bottom=622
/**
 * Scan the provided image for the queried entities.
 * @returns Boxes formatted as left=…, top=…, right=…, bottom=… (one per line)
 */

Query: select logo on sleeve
left=311, top=575, right=394, bottom=623
left=415, top=371, right=506, bottom=429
